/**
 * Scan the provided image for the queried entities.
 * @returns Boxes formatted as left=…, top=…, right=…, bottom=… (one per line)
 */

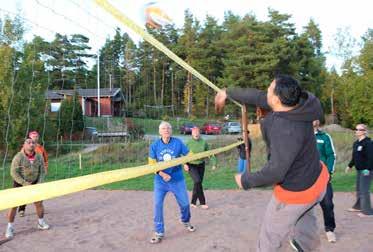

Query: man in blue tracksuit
left=313, top=120, right=337, bottom=243
left=148, top=121, right=196, bottom=244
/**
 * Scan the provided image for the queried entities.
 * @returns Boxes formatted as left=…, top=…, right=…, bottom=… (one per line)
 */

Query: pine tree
left=58, top=92, right=84, bottom=138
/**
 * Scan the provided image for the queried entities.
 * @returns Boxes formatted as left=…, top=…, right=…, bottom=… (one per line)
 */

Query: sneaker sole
left=149, top=237, right=162, bottom=244
left=347, top=208, right=361, bottom=212
left=187, top=227, right=196, bottom=232
left=38, top=225, right=50, bottom=230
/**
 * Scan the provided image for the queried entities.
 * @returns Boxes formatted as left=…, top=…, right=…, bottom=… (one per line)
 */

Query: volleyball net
left=0, top=0, right=246, bottom=209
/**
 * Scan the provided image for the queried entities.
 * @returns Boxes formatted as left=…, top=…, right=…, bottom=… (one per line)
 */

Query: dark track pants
left=188, top=162, right=206, bottom=205
left=319, top=181, right=336, bottom=232
left=352, top=170, right=373, bottom=215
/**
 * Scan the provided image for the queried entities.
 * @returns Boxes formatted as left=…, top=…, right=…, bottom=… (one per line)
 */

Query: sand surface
left=1, top=190, right=372, bottom=251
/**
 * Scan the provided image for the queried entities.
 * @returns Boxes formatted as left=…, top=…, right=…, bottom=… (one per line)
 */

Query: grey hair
left=159, top=121, right=172, bottom=130
left=357, top=124, right=369, bottom=135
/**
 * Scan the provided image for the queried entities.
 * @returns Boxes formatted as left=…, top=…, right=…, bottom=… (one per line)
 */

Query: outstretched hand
left=215, top=89, right=227, bottom=113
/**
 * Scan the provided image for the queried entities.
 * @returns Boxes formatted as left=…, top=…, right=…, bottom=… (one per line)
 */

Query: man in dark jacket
left=215, top=75, right=328, bottom=252
left=313, top=120, right=337, bottom=242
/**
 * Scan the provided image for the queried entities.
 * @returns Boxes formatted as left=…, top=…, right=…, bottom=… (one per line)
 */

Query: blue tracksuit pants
left=153, top=178, right=191, bottom=234
left=237, top=158, right=247, bottom=174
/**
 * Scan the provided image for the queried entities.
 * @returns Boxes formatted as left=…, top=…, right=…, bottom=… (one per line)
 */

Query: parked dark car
left=201, top=123, right=222, bottom=135
left=179, top=122, right=197, bottom=134
left=83, top=127, right=98, bottom=140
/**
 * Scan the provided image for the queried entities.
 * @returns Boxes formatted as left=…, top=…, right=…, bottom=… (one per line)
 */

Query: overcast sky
left=1, top=0, right=372, bottom=71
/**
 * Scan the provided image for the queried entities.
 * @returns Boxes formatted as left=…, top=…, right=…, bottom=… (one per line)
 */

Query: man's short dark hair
left=24, top=137, right=33, bottom=143
left=274, top=75, right=302, bottom=107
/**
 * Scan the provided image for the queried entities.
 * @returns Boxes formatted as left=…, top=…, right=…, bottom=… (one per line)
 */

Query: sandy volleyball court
left=0, top=190, right=372, bottom=251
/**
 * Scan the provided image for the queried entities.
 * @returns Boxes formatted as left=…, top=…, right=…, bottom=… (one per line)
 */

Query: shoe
left=200, top=204, right=209, bottom=210
left=326, top=231, right=336, bottom=243
left=5, top=226, right=14, bottom=239
left=190, top=204, right=197, bottom=208
left=182, top=222, right=196, bottom=232
left=37, top=220, right=50, bottom=230
left=19, top=210, right=25, bottom=217
left=347, top=207, right=361, bottom=212
left=149, top=232, right=164, bottom=244
left=289, top=239, right=304, bottom=252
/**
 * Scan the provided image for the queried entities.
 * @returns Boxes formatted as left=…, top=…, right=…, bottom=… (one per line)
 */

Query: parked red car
left=201, top=123, right=222, bottom=135
left=179, top=122, right=197, bottom=134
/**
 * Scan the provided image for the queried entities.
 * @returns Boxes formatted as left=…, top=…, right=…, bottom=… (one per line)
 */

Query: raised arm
left=227, top=87, right=271, bottom=110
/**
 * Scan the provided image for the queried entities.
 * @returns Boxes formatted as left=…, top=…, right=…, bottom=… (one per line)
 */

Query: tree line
left=0, top=9, right=372, bottom=153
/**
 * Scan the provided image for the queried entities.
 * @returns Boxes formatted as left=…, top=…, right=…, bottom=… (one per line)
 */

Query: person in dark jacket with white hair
left=345, top=124, right=373, bottom=217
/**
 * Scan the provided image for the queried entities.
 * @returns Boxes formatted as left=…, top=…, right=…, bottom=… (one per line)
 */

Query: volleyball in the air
left=143, top=1, right=172, bottom=29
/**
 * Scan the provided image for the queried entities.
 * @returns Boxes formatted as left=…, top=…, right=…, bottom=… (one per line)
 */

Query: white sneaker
left=5, top=226, right=14, bottom=239
left=149, top=232, right=164, bottom=244
left=19, top=210, right=25, bottom=217
left=182, top=222, right=196, bottom=232
left=326, top=231, right=336, bottom=243
left=37, top=220, right=50, bottom=230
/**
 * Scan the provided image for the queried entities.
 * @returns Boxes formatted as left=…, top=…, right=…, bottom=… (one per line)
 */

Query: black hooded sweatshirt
left=348, top=137, right=373, bottom=171
left=227, top=87, right=323, bottom=192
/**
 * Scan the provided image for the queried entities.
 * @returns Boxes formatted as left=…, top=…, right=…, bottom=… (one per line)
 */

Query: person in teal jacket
left=184, top=127, right=217, bottom=209
left=313, top=119, right=337, bottom=243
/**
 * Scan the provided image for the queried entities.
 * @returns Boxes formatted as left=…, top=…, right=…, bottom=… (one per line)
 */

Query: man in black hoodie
left=215, top=75, right=329, bottom=252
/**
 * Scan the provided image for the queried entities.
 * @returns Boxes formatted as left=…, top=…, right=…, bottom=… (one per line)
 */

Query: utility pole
left=109, top=73, right=112, bottom=91
left=97, top=50, right=101, bottom=117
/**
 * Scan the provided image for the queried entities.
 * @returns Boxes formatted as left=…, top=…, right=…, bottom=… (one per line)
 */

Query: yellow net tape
left=0, top=141, right=242, bottom=211
left=94, top=0, right=241, bottom=108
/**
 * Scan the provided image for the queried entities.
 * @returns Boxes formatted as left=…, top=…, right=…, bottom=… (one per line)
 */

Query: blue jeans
left=153, top=178, right=191, bottom=234
left=237, top=158, right=247, bottom=174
